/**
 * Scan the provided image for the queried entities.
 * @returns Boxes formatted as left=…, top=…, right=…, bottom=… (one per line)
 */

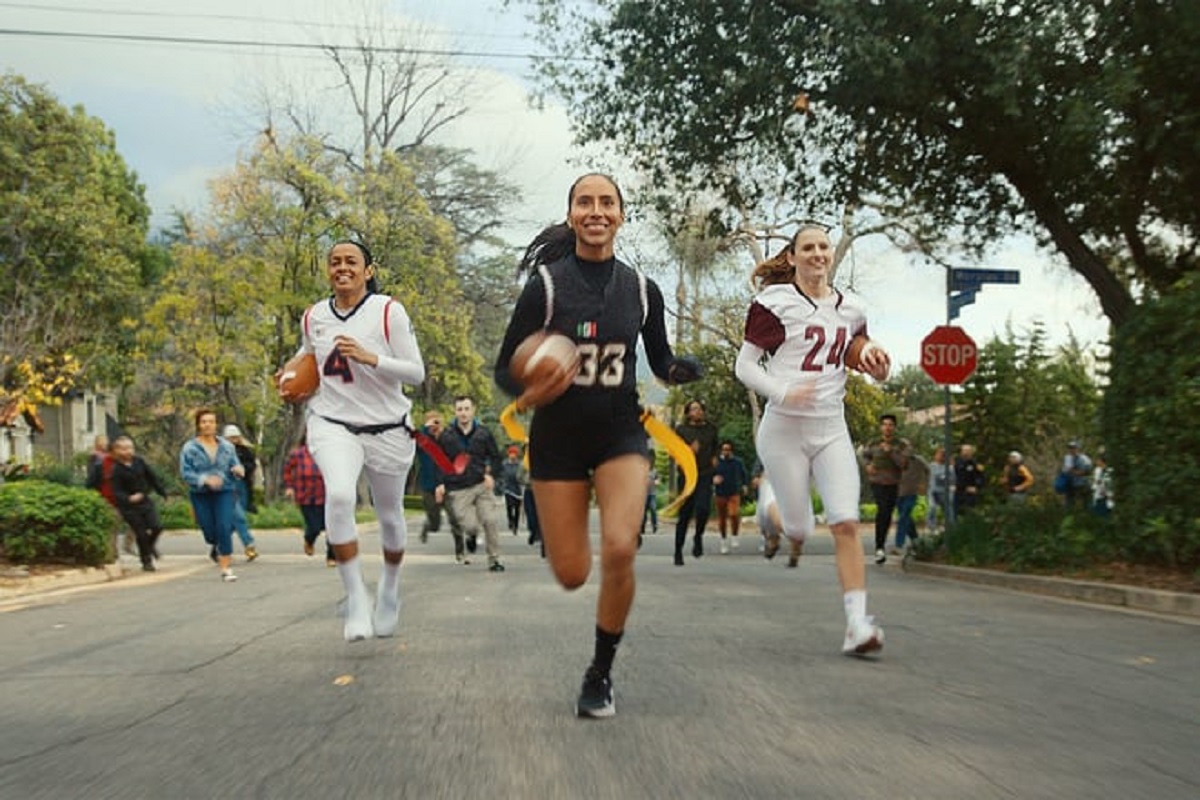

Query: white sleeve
left=373, top=301, right=425, bottom=385
left=734, top=341, right=789, bottom=406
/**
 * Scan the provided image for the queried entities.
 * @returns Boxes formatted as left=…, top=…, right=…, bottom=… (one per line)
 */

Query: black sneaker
left=576, top=667, right=615, bottom=718
left=488, top=561, right=506, bottom=573
left=209, top=546, right=218, bottom=564
left=466, top=535, right=478, bottom=554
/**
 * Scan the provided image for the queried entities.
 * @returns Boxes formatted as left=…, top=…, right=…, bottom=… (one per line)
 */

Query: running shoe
left=466, top=535, right=478, bottom=554
left=303, top=540, right=314, bottom=556
left=221, top=570, right=238, bottom=583
left=245, top=545, right=259, bottom=561
left=875, top=548, right=887, bottom=565
left=488, top=561, right=506, bottom=573
left=720, top=539, right=730, bottom=555
left=764, top=535, right=780, bottom=560
left=576, top=666, right=615, bottom=718
left=842, top=616, right=884, bottom=656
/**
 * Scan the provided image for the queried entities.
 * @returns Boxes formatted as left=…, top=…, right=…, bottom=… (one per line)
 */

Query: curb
left=0, top=562, right=130, bottom=600
left=904, top=560, right=1200, bottom=620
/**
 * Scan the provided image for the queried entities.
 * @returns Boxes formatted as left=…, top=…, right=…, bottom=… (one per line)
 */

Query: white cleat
left=373, top=587, right=401, bottom=638
left=343, top=590, right=375, bottom=642
left=843, top=616, right=884, bottom=657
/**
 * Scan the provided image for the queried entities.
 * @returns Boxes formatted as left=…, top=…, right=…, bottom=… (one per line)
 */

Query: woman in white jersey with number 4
left=301, top=241, right=424, bottom=642
left=734, top=225, right=891, bottom=656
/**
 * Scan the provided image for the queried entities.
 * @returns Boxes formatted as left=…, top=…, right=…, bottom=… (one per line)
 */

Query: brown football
left=845, top=334, right=890, bottom=380
left=277, top=352, right=320, bottom=403
left=509, top=330, right=579, bottom=407
left=844, top=334, right=870, bottom=372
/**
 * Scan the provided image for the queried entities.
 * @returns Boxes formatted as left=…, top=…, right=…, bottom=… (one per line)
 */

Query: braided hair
left=516, top=173, right=626, bottom=278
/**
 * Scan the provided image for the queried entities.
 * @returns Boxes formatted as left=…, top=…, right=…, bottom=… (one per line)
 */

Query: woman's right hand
left=780, top=382, right=816, bottom=408
left=205, top=474, right=224, bottom=490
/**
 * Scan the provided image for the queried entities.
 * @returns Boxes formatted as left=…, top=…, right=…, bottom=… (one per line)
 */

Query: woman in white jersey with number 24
left=300, top=240, right=424, bottom=642
left=734, top=225, right=891, bottom=656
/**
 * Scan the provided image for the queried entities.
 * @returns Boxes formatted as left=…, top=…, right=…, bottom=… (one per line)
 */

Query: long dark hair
left=330, top=239, right=379, bottom=294
left=516, top=173, right=625, bottom=278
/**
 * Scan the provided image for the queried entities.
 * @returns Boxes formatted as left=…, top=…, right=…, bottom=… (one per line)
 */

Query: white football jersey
left=301, top=294, right=424, bottom=427
left=739, top=284, right=868, bottom=418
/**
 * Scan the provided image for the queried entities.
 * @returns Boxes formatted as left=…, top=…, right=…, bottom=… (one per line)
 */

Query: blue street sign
left=949, top=290, right=977, bottom=320
left=951, top=268, right=1020, bottom=292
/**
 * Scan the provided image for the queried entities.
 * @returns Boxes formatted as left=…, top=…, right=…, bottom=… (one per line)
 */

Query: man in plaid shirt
left=283, top=438, right=332, bottom=566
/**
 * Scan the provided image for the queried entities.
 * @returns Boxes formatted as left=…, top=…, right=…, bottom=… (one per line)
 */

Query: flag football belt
left=320, top=416, right=407, bottom=436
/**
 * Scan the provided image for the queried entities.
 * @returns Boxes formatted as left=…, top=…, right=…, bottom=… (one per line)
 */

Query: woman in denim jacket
left=180, top=407, right=245, bottom=582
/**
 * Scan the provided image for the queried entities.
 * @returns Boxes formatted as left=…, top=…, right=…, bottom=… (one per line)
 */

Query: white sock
left=373, top=561, right=402, bottom=638
left=843, top=589, right=867, bottom=625
left=336, top=556, right=373, bottom=642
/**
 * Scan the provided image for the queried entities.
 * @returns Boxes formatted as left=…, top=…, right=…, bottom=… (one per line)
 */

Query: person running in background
left=713, top=440, right=749, bottom=554
left=672, top=399, right=718, bottom=564
left=109, top=435, right=168, bottom=572
left=222, top=424, right=259, bottom=562
left=861, top=413, right=909, bottom=564
left=180, top=408, right=244, bottom=582
left=926, top=446, right=954, bottom=534
left=498, top=444, right=528, bottom=536
left=414, top=411, right=445, bottom=544
left=283, top=435, right=332, bottom=566
left=894, top=448, right=928, bottom=553
left=642, top=450, right=659, bottom=537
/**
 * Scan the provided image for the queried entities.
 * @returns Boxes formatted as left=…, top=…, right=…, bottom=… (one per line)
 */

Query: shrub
left=1103, top=272, right=1200, bottom=570
left=0, top=480, right=117, bottom=565
left=935, top=499, right=1120, bottom=572
left=159, top=497, right=197, bottom=530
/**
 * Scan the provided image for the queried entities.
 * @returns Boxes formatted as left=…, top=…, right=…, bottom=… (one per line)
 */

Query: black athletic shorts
left=528, top=396, right=647, bottom=481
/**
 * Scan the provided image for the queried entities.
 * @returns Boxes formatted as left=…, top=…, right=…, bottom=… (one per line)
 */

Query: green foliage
left=158, top=497, right=200, bottom=530
left=955, top=322, right=1102, bottom=503
left=522, top=1, right=1200, bottom=326
left=937, top=501, right=1119, bottom=573
left=1, top=73, right=152, bottom=405
left=0, top=480, right=116, bottom=565
left=246, top=502, right=303, bottom=530
left=1103, top=273, right=1200, bottom=569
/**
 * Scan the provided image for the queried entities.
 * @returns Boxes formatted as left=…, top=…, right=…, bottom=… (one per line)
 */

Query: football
left=509, top=330, right=579, bottom=408
left=277, top=352, right=320, bottom=403
left=845, top=334, right=890, bottom=381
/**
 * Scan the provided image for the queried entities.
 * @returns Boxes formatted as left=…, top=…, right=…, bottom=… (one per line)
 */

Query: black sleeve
left=110, top=465, right=132, bottom=506
left=494, top=274, right=549, bottom=398
left=642, top=279, right=704, bottom=385
left=641, top=279, right=675, bottom=381
left=144, top=459, right=168, bottom=498
left=85, top=458, right=102, bottom=489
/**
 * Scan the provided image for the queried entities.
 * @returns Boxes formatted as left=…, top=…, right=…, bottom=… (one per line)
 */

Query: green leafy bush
left=0, top=480, right=117, bottom=565
left=934, top=499, right=1119, bottom=572
left=1103, top=273, right=1200, bottom=569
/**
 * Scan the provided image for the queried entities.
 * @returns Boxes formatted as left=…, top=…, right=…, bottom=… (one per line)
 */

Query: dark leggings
left=870, top=483, right=899, bottom=550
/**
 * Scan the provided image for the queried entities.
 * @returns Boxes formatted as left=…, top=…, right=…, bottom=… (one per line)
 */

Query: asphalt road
left=2, top=514, right=1198, bottom=800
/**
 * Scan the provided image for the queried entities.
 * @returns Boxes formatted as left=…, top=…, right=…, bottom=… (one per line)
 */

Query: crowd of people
left=80, top=172, right=1117, bottom=720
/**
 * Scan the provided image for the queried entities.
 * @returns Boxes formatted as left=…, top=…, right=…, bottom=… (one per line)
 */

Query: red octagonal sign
left=921, top=325, right=977, bottom=385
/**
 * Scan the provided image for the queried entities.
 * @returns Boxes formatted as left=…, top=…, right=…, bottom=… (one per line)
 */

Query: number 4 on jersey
left=323, top=350, right=354, bottom=383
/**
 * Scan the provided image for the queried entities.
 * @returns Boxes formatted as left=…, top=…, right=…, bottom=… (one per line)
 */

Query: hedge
left=0, top=480, right=117, bottom=566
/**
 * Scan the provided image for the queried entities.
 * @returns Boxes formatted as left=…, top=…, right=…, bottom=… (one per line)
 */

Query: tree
left=954, top=323, right=1102, bottom=498
left=1, top=74, right=151, bottom=409
left=520, top=0, right=1200, bottom=326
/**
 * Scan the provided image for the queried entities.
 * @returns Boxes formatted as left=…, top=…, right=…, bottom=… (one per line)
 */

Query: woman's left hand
left=334, top=335, right=379, bottom=366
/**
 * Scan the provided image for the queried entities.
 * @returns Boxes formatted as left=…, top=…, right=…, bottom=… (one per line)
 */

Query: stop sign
left=921, top=326, right=977, bottom=385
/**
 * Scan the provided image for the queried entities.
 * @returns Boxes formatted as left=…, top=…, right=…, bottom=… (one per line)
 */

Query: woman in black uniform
left=495, top=173, right=701, bottom=718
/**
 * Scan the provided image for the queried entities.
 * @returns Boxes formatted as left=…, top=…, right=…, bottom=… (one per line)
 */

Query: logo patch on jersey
left=577, top=321, right=597, bottom=339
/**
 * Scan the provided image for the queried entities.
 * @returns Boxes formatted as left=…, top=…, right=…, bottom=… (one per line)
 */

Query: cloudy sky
left=2, top=0, right=1111, bottom=370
